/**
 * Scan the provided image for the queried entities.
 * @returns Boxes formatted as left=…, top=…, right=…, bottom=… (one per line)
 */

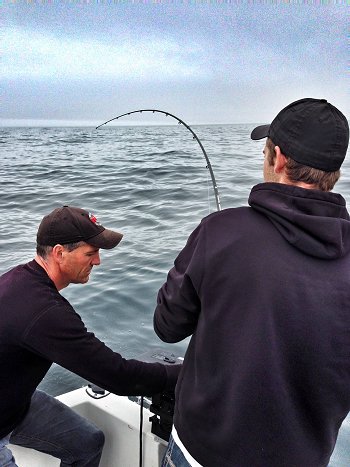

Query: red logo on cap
left=89, top=213, right=101, bottom=226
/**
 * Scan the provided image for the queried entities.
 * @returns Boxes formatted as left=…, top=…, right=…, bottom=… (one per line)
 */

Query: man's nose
left=92, top=253, right=101, bottom=266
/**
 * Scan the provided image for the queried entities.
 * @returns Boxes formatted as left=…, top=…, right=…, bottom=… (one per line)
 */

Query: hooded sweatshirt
left=154, top=182, right=350, bottom=467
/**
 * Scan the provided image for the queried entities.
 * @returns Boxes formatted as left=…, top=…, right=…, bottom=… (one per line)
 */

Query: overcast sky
left=1, top=1, right=348, bottom=125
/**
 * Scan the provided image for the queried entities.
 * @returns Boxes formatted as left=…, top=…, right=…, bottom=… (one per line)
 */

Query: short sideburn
left=266, top=138, right=340, bottom=192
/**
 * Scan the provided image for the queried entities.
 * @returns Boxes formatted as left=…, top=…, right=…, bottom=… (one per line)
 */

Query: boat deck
left=10, top=387, right=167, bottom=467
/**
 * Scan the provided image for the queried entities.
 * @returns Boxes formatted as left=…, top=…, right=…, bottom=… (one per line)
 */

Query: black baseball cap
left=251, top=98, right=349, bottom=172
left=37, top=206, right=123, bottom=249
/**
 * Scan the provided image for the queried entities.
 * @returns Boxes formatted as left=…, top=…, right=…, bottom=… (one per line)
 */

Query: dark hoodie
left=154, top=182, right=350, bottom=467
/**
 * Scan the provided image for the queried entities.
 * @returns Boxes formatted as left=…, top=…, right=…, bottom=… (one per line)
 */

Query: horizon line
left=0, top=118, right=259, bottom=128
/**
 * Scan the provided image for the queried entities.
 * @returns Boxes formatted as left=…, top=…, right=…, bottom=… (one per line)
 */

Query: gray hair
left=36, top=241, right=84, bottom=259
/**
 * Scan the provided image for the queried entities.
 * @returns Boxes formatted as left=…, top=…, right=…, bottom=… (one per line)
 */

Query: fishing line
left=139, top=396, right=144, bottom=467
left=96, top=109, right=222, bottom=212
left=207, top=169, right=211, bottom=214
left=96, top=111, right=221, bottom=464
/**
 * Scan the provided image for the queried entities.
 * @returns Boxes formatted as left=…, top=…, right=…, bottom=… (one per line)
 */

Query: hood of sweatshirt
left=248, top=183, right=350, bottom=259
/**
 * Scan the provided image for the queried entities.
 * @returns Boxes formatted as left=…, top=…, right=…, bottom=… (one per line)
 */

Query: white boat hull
left=10, top=387, right=167, bottom=467
left=9, top=386, right=350, bottom=466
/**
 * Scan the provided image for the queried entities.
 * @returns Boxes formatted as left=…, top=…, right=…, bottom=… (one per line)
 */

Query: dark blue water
left=1, top=125, right=349, bottom=464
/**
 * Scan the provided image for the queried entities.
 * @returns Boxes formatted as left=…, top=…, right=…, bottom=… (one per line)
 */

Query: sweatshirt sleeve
left=154, top=222, right=204, bottom=343
left=21, top=304, right=180, bottom=396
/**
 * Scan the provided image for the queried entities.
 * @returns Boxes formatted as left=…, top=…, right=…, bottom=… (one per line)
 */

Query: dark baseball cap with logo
left=37, top=206, right=123, bottom=249
left=251, top=98, right=349, bottom=172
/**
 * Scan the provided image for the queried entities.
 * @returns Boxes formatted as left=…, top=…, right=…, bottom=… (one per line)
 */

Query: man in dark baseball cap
left=35, top=206, right=124, bottom=288
left=37, top=206, right=123, bottom=250
left=0, top=206, right=180, bottom=466
left=251, top=97, right=349, bottom=172
left=155, top=98, right=350, bottom=467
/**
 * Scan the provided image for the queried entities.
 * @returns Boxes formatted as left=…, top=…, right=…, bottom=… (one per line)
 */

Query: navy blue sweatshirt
left=0, top=260, right=179, bottom=439
left=154, top=182, right=350, bottom=467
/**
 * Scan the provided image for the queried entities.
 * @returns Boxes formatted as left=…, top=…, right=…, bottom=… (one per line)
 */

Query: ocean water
left=1, top=124, right=349, bottom=464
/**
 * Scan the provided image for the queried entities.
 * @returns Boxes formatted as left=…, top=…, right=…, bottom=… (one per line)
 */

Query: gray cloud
left=2, top=2, right=348, bottom=125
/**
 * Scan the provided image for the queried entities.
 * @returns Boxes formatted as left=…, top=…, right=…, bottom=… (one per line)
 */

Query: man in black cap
left=154, top=98, right=350, bottom=467
left=0, top=207, right=180, bottom=466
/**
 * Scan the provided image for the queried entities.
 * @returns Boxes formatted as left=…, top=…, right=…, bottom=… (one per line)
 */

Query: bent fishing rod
left=96, top=109, right=222, bottom=211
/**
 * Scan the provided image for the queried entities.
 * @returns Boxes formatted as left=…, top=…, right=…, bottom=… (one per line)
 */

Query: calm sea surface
left=1, top=125, right=349, bottom=464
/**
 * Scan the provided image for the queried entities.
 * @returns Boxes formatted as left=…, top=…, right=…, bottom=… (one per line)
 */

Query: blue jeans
left=161, top=435, right=192, bottom=467
left=0, top=390, right=104, bottom=467
left=0, top=434, right=16, bottom=467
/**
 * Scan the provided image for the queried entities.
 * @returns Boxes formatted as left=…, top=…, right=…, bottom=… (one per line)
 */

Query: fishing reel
left=149, top=390, right=176, bottom=442
left=138, top=348, right=183, bottom=442
left=86, top=348, right=182, bottom=442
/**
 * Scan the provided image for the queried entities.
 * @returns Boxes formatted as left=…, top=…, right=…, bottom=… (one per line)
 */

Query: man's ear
left=274, top=146, right=288, bottom=174
left=52, top=244, right=65, bottom=263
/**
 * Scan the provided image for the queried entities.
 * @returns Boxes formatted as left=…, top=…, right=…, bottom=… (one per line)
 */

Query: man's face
left=60, top=243, right=101, bottom=285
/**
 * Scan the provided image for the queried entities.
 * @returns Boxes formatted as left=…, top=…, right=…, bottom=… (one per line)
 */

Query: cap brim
left=251, top=124, right=270, bottom=140
left=87, top=229, right=123, bottom=249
